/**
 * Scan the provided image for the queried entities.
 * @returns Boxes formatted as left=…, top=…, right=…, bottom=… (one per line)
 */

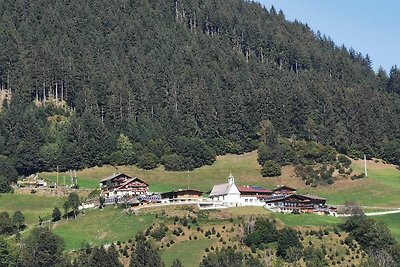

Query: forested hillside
left=0, top=0, right=400, bottom=180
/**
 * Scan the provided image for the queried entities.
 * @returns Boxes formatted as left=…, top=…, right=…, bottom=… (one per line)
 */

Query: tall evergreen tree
left=0, top=238, right=16, bottom=267
left=388, top=66, right=400, bottom=94
left=130, top=235, right=163, bottom=267
left=19, top=228, right=65, bottom=267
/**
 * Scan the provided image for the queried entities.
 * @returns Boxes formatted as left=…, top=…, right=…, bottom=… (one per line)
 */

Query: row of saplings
left=241, top=211, right=400, bottom=267
left=243, top=217, right=330, bottom=266
left=1, top=208, right=398, bottom=266
left=73, top=211, right=400, bottom=267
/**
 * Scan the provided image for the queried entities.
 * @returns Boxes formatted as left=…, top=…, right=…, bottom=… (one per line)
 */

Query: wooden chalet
left=99, top=173, right=149, bottom=197
left=272, top=185, right=297, bottom=196
left=264, top=193, right=327, bottom=213
left=161, top=189, right=203, bottom=204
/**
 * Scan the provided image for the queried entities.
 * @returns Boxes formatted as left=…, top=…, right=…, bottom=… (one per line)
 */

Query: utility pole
left=187, top=170, right=190, bottom=189
left=56, top=166, right=59, bottom=187
left=364, top=154, right=368, bottom=177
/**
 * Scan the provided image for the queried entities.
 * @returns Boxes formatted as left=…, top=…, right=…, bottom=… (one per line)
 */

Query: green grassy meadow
left=273, top=213, right=342, bottom=227
left=53, top=207, right=156, bottom=250
left=161, top=239, right=214, bottom=267
left=28, top=152, right=400, bottom=256
left=0, top=194, right=65, bottom=226
left=40, top=151, right=400, bottom=208
left=40, top=152, right=264, bottom=193
left=375, top=213, right=400, bottom=242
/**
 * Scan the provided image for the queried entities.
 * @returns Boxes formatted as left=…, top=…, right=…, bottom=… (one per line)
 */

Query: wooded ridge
left=0, top=0, right=400, bottom=179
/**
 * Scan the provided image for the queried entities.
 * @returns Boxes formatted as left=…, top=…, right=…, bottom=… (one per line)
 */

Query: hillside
left=0, top=0, right=400, bottom=180
left=40, top=151, right=400, bottom=207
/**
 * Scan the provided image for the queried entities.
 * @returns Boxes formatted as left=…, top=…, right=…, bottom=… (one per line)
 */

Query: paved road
left=336, top=208, right=400, bottom=217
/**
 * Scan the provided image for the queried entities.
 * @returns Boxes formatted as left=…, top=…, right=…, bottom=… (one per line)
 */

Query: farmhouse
left=264, top=193, right=332, bottom=214
left=272, top=185, right=297, bottom=196
left=100, top=173, right=148, bottom=197
left=161, top=189, right=203, bottom=204
left=237, top=185, right=273, bottom=206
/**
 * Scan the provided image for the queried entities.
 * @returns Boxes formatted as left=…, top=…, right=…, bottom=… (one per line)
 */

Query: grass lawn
left=273, top=213, right=342, bottom=227
left=0, top=194, right=65, bottom=226
left=53, top=207, right=156, bottom=250
left=161, top=239, right=214, bottom=267
left=374, top=213, right=400, bottom=242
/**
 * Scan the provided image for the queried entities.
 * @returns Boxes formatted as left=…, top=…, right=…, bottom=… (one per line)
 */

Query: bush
left=0, top=176, right=13, bottom=193
left=174, top=137, right=216, bottom=170
left=109, top=150, right=124, bottom=166
left=338, top=155, right=352, bottom=168
left=262, top=160, right=282, bottom=177
left=161, top=154, right=186, bottom=171
left=150, top=226, right=166, bottom=240
left=137, top=152, right=159, bottom=170
left=351, top=173, right=365, bottom=180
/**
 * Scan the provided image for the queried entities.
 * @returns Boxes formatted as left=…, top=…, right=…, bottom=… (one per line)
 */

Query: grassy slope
left=40, top=151, right=400, bottom=207
left=0, top=194, right=65, bottom=226
left=37, top=152, right=400, bottom=252
left=375, top=213, right=400, bottom=242
left=53, top=207, right=156, bottom=250
left=40, top=152, right=264, bottom=192
left=161, top=239, right=214, bottom=267
left=274, top=213, right=342, bottom=227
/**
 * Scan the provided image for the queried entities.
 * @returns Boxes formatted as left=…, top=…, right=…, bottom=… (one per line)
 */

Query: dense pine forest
left=1, top=0, right=400, bottom=184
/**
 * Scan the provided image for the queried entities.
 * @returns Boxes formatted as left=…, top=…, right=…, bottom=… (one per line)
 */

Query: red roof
left=115, top=178, right=149, bottom=190
left=238, top=186, right=272, bottom=194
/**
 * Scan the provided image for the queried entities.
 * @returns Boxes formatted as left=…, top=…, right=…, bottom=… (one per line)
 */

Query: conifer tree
left=0, top=238, right=16, bottom=267
left=19, top=228, right=65, bottom=267
left=130, top=234, right=163, bottom=267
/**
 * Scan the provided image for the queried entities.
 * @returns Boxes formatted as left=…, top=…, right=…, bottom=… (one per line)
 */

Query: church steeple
left=228, top=173, right=235, bottom=185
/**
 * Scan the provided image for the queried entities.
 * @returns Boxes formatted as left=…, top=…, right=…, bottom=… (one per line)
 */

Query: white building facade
left=208, top=174, right=266, bottom=207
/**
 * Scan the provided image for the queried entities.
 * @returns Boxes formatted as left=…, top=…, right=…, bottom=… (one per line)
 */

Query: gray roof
left=100, top=173, right=123, bottom=183
left=209, top=183, right=240, bottom=197
left=127, top=198, right=140, bottom=204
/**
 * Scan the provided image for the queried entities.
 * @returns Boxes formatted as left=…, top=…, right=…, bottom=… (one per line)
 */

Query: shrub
left=137, top=152, right=159, bottom=170
left=338, top=155, right=352, bottom=168
left=262, top=160, right=282, bottom=177
left=161, top=154, right=186, bottom=171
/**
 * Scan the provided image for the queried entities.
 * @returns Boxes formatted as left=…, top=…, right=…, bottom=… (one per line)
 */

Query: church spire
left=228, top=173, right=235, bottom=185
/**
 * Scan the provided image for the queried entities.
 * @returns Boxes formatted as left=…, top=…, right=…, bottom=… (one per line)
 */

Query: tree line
left=0, top=0, right=400, bottom=186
